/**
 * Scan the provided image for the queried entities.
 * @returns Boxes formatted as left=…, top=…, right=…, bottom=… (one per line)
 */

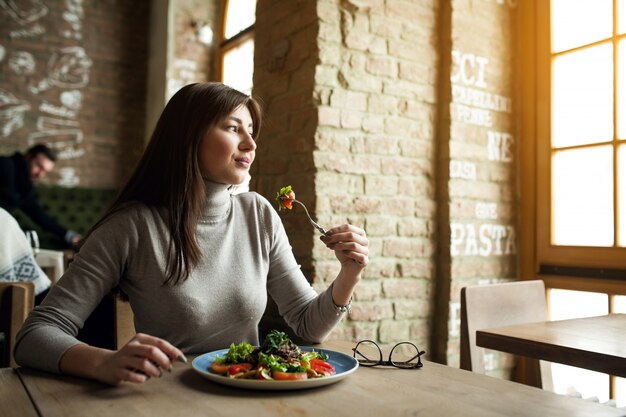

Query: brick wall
left=168, top=0, right=218, bottom=99
left=0, top=0, right=150, bottom=188
left=442, top=0, right=519, bottom=371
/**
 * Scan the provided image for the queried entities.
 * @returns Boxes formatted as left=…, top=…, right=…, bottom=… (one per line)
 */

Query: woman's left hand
left=320, top=224, right=369, bottom=270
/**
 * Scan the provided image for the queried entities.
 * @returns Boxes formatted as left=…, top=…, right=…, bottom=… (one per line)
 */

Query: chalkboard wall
left=0, top=0, right=150, bottom=188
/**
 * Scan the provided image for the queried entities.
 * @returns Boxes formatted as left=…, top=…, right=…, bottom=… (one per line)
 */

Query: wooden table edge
left=476, top=330, right=626, bottom=378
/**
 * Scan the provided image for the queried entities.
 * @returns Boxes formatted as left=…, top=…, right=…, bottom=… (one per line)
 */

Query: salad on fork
left=276, top=185, right=328, bottom=235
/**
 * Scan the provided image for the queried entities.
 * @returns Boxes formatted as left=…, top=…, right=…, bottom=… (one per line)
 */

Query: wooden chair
left=114, top=295, right=135, bottom=349
left=460, top=280, right=553, bottom=390
left=0, top=282, right=35, bottom=368
left=77, top=292, right=135, bottom=350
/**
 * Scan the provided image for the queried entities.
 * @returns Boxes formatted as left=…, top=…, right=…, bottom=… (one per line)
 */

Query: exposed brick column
left=254, top=0, right=439, bottom=347
left=443, top=0, right=519, bottom=371
left=252, top=0, right=321, bottom=278
left=311, top=1, right=439, bottom=346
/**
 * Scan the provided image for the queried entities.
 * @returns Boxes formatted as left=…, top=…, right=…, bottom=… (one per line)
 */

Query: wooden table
left=476, top=314, right=626, bottom=378
left=3, top=341, right=625, bottom=417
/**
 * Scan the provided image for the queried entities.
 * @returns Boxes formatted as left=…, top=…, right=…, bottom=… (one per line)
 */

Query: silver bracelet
left=333, top=297, right=352, bottom=316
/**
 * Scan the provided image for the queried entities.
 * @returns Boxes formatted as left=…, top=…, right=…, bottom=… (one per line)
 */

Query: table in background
left=4, top=341, right=625, bottom=417
left=476, top=313, right=626, bottom=378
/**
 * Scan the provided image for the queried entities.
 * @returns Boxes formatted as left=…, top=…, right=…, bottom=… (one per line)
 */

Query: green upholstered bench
left=11, top=185, right=118, bottom=250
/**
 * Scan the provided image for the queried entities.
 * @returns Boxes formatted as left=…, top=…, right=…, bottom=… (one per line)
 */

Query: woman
left=14, top=83, right=369, bottom=386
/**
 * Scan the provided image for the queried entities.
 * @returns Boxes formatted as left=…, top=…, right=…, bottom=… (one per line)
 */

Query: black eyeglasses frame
left=352, top=339, right=425, bottom=369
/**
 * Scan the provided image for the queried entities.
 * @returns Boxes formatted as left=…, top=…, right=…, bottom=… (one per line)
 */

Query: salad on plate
left=208, top=330, right=335, bottom=381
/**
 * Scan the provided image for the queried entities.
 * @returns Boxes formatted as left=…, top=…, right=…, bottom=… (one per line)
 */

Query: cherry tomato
left=209, top=362, right=231, bottom=374
left=228, top=363, right=253, bottom=376
left=273, top=371, right=307, bottom=380
left=310, top=359, right=335, bottom=376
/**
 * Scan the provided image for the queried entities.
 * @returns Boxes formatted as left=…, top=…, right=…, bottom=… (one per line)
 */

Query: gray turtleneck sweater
left=14, top=182, right=342, bottom=373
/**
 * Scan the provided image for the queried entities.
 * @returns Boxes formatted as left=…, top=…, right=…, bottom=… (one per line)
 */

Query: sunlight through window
left=552, top=147, right=614, bottom=246
left=548, top=290, right=610, bottom=402
left=551, top=0, right=612, bottom=53
left=223, top=38, right=254, bottom=95
left=552, top=45, right=613, bottom=148
left=224, top=0, right=256, bottom=39
left=220, top=0, right=256, bottom=94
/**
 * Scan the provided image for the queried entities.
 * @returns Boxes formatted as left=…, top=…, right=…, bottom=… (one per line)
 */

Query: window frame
left=218, top=0, right=255, bottom=87
left=531, top=0, right=626, bottom=273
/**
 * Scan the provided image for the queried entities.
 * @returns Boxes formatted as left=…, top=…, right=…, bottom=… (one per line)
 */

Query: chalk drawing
left=60, top=90, right=81, bottom=110
left=48, top=46, right=91, bottom=88
left=28, top=129, right=83, bottom=150
left=0, top=89, right=31, bottom=137
left=39, top=101, right=77, bottom=118
left=61, top=0, right=84, bottom=40
left=56, top=146, right=84, bottom=160
left=1, top=0, right=88, bottom=186
left=450, top=103, right=492, bottom=127
left=450, top=222, right=516, bottom=257
left=452, top=85, right=511, bottom=113
left=475, top=202, right=498, bottom=220
left=450, top=50, right=513, bottom=128
left=57, top=167, right=79, bottom=187
left=9, top=23, right=45, bottom=39
left=8, top=51, right=36, bottom=75
left=450, top=159, right=477, bottom=181
left=36, top=116, right=79, bottom=131
left=29, top=116, right=83, bottom=155
left=30, top=47, right=92, bottom=93
left=0, top=0, right=48, bottom=25
left=451, top=51, right=489, bottom=88
left=487, top=130, right=513, bottom=163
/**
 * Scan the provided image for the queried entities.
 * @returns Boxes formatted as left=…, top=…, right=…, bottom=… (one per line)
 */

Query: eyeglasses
left=352, top=340, right=425, bottom=369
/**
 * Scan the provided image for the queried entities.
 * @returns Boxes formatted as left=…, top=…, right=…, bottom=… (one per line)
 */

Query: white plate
left=192, top=346, right=358, bottom=391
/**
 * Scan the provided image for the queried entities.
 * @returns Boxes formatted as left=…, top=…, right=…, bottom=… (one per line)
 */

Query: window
left=535, top=0, right=626, bottom=271
left=220, top=0, right=256, bottom=94
left=522, top=0, right=626, bottom=405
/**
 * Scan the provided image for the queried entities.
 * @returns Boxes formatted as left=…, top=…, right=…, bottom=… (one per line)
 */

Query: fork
left=292, top=199, right=328, bottom=236
left=292, top=199, right=364, bottom=265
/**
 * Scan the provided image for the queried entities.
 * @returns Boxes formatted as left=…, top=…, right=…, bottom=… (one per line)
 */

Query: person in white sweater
left=14, top=82, right=369, bottom=386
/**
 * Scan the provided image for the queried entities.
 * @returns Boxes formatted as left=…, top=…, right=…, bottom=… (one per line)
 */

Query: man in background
left=0, top=144, right=81, bottom=247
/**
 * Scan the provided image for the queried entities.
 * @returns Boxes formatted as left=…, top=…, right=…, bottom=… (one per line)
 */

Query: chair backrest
left=114, top=296, right=135, bottom=349
left=0, top=282, right=35, bottom=368
left=76, top=291, right=135, bottom=350
left=460, top=280, right=553, bottom=390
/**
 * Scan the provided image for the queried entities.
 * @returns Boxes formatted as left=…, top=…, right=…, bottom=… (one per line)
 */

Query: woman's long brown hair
left=86, top=83, right=262, bottom=285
